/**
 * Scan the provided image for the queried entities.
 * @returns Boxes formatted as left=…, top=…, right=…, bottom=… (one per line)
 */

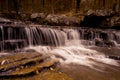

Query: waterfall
left=0, top=25, right=120, bottom=70
left=0, top=26, right=4, bottom=51
left=1, top=26, right=119, bottom=49
left=25, top=27, right=66, bottom=46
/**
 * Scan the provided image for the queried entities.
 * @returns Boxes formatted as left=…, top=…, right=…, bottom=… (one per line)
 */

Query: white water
left=24, top=44, right=119, bottom=70
left=0, top=26, right=4, bottom=51
left=0, top=26, right=119, bottom=70
left=23, top=28, right=119, bottom=70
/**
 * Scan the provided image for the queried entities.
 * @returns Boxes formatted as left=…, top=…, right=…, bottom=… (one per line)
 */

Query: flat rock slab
left=0, top=52, right=58, bottom=76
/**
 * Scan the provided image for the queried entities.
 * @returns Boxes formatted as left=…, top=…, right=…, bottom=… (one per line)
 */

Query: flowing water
left=0, top=25, right=120, bottom=70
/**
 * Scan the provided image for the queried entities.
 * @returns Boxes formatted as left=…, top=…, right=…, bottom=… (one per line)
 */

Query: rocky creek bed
left=0, top=52, right=73, bottom=80
left=0, top=46, right=120, bottom=80
left=59, top=47, right=120, bottom=80
left=0, top=15, right=120, bottom=80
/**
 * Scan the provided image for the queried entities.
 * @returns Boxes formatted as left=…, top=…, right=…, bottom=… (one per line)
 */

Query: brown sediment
left=59, top=63, right=120, bottom=80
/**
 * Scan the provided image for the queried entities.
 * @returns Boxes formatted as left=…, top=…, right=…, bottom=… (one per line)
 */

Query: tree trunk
left=76, top=0, right=81, bottom=13
left=51, top=0, right=54, bottom=14
left=13, top=0, right=19, bottom=15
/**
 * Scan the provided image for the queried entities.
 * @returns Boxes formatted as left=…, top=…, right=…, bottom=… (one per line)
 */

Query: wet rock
left=0, top=52, right=58, bottom=76
left=37, top=71, right=73, bottom=80
left=95, top=38, right=104, bottom=47
left=104, top=40, right=116, bottom=47
left=25, top=49, right=36, bottom=53
left=1, top=60, right=9, bottom=65
left=108, top=55, right=120, bottom=60
left=11, top=59, right=58, bottom=76
left=0, top=17, right=12, bottom=24
left=13, top=49, right=25, bottom=53
left=95, top=38, right=116, bottom=47
left=0, top=40, right=26, bottom=51
left=12, top=21, right=25, bottom=26
left=110, top=16, right=120, bottom=27
left=0, top=53, right=10, bottom=57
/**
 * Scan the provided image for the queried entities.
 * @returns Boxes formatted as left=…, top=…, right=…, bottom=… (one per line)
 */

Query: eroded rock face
left=110, top=16, right=120, bottom=27
left=81, top=10, right=120, bottom=29
left=0, top=52, right=58, bottom=76
left=86, top=10, right=115, bottom=16
left=31, top=13, right=46, bottom=19
left=30, top=14, right=81, bottom=26
left=45, top=14, right=81, bottom=26
left=80, top=15, right=107, bottom=27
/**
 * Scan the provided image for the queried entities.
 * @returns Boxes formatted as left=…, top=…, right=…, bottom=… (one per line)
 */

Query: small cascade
left=0, top=26, right=4, bottom=51
left=0, top=26, right=28, bottom=51
left=50, top=46, right=119, bottom=68
left=78, top=28, right=120, bottom=47
left=25, top=27, right=66, bottom=47
left=0, top=24, right=120, bottom=70
left=0, top=25, right=120, bottom=51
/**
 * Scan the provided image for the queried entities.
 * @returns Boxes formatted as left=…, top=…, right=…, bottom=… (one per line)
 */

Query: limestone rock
left=45, top=14, right=80, bottom=26
left=31, top=13, right=46, bottom=19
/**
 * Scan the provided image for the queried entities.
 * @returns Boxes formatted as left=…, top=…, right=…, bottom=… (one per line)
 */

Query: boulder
left=110, top=16, right=120, bottom=27
left=45, top=14, right=80, bottom=26
left=86, top=10, right=115, bottom=16
left=31, top=13, right=46, bottom=19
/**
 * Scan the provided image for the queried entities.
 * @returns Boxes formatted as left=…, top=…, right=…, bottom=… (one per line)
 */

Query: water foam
left=50, top=46, right=119, bottom=66
left=24, top=45, right=119, bottom=70
left=0, top=26, right=119, bottom=70
left=23, top=27, right=119, bottom=70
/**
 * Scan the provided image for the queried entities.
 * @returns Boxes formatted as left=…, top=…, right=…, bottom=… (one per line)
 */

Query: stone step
left=0, top=53, right=58, bottom=76
left=0, top=55, right=49, bottom=71
left=0, top=59, right=58, bottom=76
left=0, top=52, right=42, bottom=64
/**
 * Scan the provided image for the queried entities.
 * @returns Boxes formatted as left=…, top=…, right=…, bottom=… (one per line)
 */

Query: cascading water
left=0, top=25, right=120, bottom=70
left=0, top=26, right=4, bottom=51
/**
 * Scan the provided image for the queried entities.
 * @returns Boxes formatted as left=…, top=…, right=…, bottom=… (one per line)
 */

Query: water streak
left=0, top=25, right=120, bottom=70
